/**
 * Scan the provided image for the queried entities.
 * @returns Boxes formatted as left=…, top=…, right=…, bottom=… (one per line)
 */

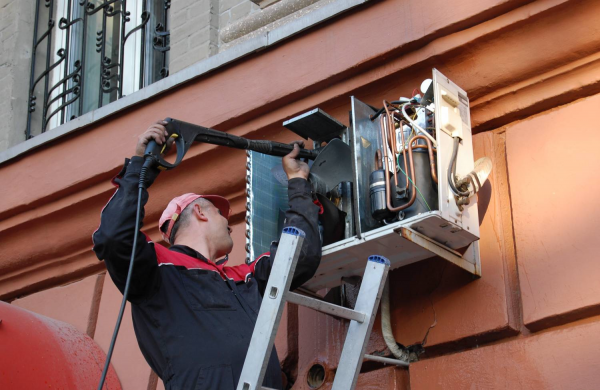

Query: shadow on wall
left=478, top=180, right=492, bottom=226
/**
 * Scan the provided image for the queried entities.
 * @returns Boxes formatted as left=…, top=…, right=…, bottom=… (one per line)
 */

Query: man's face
left=204, top=202, right=234, bottom=258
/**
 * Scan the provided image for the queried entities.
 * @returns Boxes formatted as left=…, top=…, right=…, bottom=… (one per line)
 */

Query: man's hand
left=283, top=141, right=310, bottom=180
left=135, top=120, right=170, bottom=157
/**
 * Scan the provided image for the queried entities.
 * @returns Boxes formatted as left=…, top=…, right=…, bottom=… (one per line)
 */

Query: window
left=26, top=0, right=171, bottom=139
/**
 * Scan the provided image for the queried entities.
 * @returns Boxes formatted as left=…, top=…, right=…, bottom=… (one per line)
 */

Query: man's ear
left=192, top=203, right=209, bottom=222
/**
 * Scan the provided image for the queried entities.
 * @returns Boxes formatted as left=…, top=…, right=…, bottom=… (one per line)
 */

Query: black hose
left=370, top=107, right=386, bottom=120
left=97, top=161, right=151, bottom=390
left=370, top=100, right=407, bottom=121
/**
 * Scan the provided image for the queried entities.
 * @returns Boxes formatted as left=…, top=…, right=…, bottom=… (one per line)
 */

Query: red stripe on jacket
left=154, top=244, right=270, bottom=282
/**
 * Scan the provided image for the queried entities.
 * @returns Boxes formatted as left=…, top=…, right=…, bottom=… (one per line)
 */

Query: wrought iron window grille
left=26, top=0, right=171, bottom=140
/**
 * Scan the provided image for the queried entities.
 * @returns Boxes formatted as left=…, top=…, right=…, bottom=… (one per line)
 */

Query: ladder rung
left=285, top=291, right=366, bottom=323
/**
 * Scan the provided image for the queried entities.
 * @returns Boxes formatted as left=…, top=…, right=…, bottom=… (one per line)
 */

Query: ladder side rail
left=331, top=255, right=390, bottom=390
left=236, top=228, right=305, bottom=390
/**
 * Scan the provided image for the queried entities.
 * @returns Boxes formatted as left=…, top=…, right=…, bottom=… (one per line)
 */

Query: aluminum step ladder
left=237, top=226, right=391, bottom=390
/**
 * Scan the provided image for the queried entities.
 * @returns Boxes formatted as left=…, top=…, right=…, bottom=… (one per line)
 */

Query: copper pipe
left=375, top=149, right=382, bottom=170
left=384, top=107, right=397, bottom=157
left=387, top=114, right=399, bottom=188
left=380, top=116, right=417, bottom=213
left=410, top=135, right=438, bottom=183
left=383, top=101, right=408, bottom=189
left=388, top=116, right=399, bottom=168
left=379, top=109, right=397, bottom=188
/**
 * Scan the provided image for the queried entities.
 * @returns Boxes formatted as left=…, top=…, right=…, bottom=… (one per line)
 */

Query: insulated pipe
left=380, top=277, right=410, bottom=363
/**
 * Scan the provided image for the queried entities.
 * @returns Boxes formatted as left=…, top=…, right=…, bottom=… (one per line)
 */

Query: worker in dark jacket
left=92, top=120, right=322, bottom=390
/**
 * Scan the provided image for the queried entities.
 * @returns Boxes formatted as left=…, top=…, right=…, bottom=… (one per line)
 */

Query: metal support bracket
left=398, top=227, right=481, bottom=277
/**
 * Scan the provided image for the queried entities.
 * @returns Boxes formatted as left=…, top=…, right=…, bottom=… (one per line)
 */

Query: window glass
left=27, top=0, right=170, bottom=138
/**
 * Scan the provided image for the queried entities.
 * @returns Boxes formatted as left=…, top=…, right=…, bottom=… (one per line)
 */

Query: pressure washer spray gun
left=143, top=117, right=320, bottom=173
left=141, top=117, right=354, bottom=228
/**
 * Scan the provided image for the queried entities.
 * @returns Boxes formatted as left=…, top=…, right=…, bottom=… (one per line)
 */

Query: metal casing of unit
left=305, top=69, right=480, bottom=292
left=433, top=69, right=480, bottom=241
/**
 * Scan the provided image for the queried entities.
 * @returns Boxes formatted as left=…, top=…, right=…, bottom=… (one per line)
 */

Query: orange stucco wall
left=2, top=0, right=600, bottom=388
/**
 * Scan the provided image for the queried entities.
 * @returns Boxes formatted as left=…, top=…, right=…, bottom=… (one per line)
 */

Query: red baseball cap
left=159, top=193, right=231, bottom=244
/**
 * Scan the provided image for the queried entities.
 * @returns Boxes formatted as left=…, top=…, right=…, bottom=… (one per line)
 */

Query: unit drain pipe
left=380, top=276, right=410, bottom=364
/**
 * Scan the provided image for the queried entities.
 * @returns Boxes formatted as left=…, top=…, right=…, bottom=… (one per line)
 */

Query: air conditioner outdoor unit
left=246, top=69, right=489, bottom=292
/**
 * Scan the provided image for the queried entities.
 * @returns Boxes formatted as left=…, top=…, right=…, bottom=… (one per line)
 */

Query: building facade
left=1, top=0, right=600, bottom=389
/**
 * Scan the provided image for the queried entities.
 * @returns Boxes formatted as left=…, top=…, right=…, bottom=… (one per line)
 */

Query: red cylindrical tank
left=0, top=301, right=121, bottom=389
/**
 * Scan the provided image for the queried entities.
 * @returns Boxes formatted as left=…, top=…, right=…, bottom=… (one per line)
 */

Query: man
left=92, top=120, right=321, bottom=390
